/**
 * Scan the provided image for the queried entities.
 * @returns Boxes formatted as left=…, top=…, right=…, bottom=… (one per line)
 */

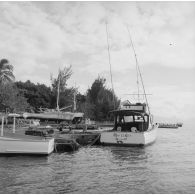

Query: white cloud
left=0, top=1, right=195, bottom=119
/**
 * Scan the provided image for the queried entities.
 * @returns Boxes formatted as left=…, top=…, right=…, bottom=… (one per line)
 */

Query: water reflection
left=110, top=146, right=147, bottom=161
left=1, top=126, right=195, bottom=193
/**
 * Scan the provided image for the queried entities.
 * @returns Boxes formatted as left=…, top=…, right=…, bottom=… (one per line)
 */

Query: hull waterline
left=0, top=136, right=54, bottom=155
left=100, top=125, right=157, bottom=146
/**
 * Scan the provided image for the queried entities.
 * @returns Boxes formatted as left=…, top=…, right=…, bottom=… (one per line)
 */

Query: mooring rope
left=87, top=134, right=101, bottom=148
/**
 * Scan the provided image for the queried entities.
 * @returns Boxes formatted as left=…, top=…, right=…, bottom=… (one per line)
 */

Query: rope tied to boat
left=87, top=134, right=101, bottom=148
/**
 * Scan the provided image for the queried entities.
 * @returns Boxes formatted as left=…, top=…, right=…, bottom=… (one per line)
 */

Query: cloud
left=0, top=1, right=195, bottom=120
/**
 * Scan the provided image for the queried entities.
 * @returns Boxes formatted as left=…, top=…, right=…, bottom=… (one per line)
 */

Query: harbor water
left=0, top=125, right=195, bottom=193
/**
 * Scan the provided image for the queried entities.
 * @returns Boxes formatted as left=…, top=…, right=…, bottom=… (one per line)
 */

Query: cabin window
left=124, top=115, right=134, bottom=122
left=116, top=115, right=120, bottom=123
left=134, top=115, right=144, bottom=122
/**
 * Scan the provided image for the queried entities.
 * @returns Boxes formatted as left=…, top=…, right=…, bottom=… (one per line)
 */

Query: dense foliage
left=15, top=80, right=54, bottom=111
left=82, top=77, right=120, bottom=121
left=0, top=59, right=28, bottom=112
left=0, top=59, right=120, bottom=121
left=16, top=80, right=77, bottom=112
left=0, top=83, right=29, bottom=113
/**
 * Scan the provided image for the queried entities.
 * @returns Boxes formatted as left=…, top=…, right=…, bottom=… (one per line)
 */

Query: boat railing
left=1, top=115, right=17, bottom=136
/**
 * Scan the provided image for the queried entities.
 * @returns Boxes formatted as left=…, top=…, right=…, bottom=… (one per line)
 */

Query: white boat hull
left=100, top=125, right=157, bottom=146
left=23, top=112, right=84, bottom=121
left=0, top=136, right=54, bottom=155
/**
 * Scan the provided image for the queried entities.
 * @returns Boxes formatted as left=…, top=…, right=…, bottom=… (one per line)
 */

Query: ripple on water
left=0, top=126, right=195, bottom=193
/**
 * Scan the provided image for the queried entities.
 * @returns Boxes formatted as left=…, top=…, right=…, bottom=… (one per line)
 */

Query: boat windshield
left=114, top=113, right=149, bottom=132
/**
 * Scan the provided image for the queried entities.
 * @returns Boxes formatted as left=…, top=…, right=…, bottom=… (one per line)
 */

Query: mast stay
left=126, top=26, right=151, bottom=117
left=105, top=22, right=116, bottom=110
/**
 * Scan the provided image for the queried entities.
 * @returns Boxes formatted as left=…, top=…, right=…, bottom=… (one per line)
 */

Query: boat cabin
left=112, top=103, right=149, bottom=132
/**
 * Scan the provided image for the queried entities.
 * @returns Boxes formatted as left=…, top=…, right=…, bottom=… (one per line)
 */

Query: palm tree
left=0, top=59, right=15, bottom=84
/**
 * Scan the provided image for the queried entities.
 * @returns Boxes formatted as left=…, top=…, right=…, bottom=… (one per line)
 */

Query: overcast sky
left=0, top=1, right=195, bottom=121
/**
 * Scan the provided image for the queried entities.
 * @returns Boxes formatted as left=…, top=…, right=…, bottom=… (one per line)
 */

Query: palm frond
left=0, top=71, right=15, bottom=84
left=2, top=64, right=13, bottom=71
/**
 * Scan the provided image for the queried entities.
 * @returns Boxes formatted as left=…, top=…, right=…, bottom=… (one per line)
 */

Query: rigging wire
left=136, top=59, right=140, bottom=102
left=105, top=22, right=116, bottom=109
left=126, top=25, right=151, bottom=118
left=126, top=26, right=140, bottom=102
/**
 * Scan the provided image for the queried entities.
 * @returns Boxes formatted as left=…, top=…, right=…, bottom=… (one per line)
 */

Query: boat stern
left=100, top=125, right=157, bottom=147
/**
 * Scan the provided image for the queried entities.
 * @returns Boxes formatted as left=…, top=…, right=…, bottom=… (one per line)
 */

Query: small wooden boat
left=177, top=123, right=183, bottom=127
left=23, top=110, right=84, bottom=122
left=0, top=134, right=54, bottom=155
left=0, top=115, right=54, bottom=155
left=158, top=123, right=179, bottom=129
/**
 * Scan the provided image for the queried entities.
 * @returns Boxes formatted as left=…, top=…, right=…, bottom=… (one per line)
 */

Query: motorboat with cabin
left=100, top=101, right=158, bottom=146
left=100, top=23, right=158, bottom=146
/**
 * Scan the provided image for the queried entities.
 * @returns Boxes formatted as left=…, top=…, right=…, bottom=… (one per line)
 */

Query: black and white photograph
left=0, top=1, right=195, bottom=194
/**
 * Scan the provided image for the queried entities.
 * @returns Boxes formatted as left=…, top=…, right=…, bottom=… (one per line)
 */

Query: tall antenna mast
left=126, top=25, right=151, bottom=117
left=105, top=22, right=116, bottom=109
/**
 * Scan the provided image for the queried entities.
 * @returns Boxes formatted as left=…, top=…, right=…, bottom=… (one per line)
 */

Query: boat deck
left=1, top=130, right=51, bottom=141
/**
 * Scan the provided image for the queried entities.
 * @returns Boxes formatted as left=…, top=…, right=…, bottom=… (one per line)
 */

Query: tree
left=50, top=65, right=74, bottom=109
left=84, top=76, right=120, bottom=121
left=15, top=80, right=54, bottom=111
left=0, top=59, right=29, bottom=113
left=51, top=65, right=72, bottom=92
left=0, top=59, right=15, bottom=84
left=0, top=83, right=29, bottom=113
left=15, top=65, right=75, bottom=112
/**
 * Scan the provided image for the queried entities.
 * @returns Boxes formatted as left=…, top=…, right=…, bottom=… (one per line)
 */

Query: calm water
left=0, top=125, right=195, bottom=194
